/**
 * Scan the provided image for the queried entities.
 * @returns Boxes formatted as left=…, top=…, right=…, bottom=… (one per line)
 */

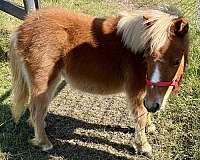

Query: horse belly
left=62, top=59, right=124, bottom=95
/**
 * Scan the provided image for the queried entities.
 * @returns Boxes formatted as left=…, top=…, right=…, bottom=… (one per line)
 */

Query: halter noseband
left=146, top=75, right=182, bottom=93
left=146, top=55, right=185, bottom=94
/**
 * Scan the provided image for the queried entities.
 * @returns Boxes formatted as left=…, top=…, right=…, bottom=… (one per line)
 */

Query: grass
left=0, top=0, right=199, bottom=159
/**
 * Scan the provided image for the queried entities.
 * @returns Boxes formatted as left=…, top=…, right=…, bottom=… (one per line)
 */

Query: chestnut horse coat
left=14, top=8, right=145, bottom=96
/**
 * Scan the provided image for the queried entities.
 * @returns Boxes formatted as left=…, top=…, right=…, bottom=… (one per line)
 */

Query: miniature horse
left=10, top=7, right=189, bottom=157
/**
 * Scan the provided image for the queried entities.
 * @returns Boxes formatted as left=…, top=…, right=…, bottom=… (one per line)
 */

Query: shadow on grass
left=0, top=104, right=136, bottom=160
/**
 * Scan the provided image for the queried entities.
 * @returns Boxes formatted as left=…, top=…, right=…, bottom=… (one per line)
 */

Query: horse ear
left=170, top=18, right=189, bottom=36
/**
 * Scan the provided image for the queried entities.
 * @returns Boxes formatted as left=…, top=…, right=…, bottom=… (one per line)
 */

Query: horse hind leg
left=27, top=74, right=61, bottom=128
left=29, top=69, right=61, bottom=151
left=29, top=92, right=52, bottom=151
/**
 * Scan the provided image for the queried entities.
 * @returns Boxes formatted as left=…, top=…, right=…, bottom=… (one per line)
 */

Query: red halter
left=146, top=55, right=185, bottom=94
left=146, top=75, right=183, bottom=93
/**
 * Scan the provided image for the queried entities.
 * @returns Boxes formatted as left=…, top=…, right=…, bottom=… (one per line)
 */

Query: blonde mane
left=117, top=6, right=180, bottom=54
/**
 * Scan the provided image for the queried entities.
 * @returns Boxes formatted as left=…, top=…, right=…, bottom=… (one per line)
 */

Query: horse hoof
left=30, top=138, right=53, bottom=151
left=42, top=143, right=53, bottom=151
left=30, top=137, right=40, bottom=146
left=137, top=142, right=152, bottom=158
left=140, top=151, right=153, bottom=159
left=146, top=124, right=156, bottom=134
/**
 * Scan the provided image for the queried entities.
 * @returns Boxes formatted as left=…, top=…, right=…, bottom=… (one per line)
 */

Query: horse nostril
left=153, top=103, right=160, bottom=112
left=143, top=99, right=151, bottom=112
left=143, top=99, right=160, bottom=113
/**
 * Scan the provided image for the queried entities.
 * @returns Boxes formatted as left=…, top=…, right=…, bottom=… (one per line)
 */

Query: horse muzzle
left=143, top=98, right=161, bottom=113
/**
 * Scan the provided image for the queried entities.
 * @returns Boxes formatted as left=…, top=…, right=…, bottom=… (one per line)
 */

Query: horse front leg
left=146, top=113, right=156, bottom=134
left=127, top=93, right=152, bottom=157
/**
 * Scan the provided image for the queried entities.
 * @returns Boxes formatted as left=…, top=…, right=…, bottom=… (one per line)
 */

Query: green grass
left=0, top=0, right=200, bottom=159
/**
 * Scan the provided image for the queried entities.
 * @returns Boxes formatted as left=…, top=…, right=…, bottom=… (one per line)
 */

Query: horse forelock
left=117, top=8, right=180, bottom=55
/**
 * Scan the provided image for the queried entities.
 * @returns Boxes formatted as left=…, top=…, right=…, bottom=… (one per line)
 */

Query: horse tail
left=10, top=32, right=29, bottom=123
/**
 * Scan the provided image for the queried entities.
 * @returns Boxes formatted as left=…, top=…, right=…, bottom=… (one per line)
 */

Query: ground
left=0, top=0, right=199, bottom=160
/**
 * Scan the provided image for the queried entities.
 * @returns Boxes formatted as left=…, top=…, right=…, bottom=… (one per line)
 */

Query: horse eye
left=173, top=59, right=180, bottom=66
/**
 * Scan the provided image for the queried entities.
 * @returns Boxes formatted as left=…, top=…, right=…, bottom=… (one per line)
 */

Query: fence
left=0, top=0, right=40, bottom=20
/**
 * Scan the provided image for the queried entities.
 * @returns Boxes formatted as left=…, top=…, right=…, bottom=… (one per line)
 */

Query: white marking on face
left=151, top=64, right=160, bottom=83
